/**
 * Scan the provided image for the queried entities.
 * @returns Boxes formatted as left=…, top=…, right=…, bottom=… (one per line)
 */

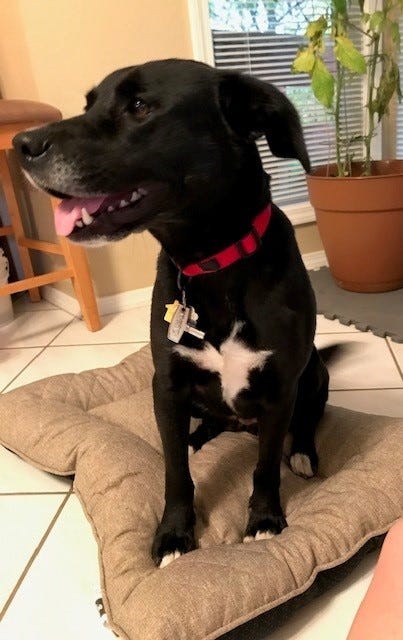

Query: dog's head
left=13, top=58, right=309, bottom=246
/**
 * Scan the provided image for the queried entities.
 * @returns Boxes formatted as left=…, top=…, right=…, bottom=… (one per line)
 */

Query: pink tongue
left=54, top=196, right=107, bottom=236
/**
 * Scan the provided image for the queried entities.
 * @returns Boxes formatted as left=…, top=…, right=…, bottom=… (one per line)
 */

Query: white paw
left=243, top=530, right=275, bottom=543
left=290, top=453, right=314, bottom=478
left=159, top=549, right=183, bottom=568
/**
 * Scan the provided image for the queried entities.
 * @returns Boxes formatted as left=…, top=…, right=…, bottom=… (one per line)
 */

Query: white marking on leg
left=290, top=453, right=314, bottom=478
left=243, top=530, right=275, bottom=543
left=159, top=550, right=182, bottom=568
left=255, top=530, right=275, bottom=540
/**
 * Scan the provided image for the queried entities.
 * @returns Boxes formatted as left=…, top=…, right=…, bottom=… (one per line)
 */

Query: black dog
left=13, top=58, right=329, bottom=567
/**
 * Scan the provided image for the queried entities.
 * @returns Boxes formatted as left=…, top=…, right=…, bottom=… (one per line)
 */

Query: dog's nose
left=13, top=131, right=52, bottom=161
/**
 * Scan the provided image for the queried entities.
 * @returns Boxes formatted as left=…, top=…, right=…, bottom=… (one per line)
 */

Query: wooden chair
left=0, top=99, right=101, bottom=331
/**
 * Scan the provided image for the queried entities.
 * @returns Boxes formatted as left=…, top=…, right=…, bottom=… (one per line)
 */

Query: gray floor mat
left=309, top=267, right=403, bottom=343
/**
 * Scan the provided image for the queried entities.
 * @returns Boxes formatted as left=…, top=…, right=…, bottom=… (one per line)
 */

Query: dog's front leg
left=244, top=392, right=296, bottom=542
left=152, top=373, right=196, bottom=567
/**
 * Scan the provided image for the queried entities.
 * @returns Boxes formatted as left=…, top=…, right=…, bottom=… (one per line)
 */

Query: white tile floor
left=0, top=297, right=402, bottom=640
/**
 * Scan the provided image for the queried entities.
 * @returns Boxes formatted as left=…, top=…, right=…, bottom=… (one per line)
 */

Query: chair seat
left=0, top=99, right=62, bottom=126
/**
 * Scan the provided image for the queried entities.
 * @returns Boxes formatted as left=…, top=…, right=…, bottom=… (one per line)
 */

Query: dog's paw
left=290, top=452, right=316, bottom=478
left=159, top=549, right=183, bottom=568
left=243, top=512, right=287, bottom=543
left=152, top=526, right=196, bottom=568
left=243, top=530, right=276, bottom=543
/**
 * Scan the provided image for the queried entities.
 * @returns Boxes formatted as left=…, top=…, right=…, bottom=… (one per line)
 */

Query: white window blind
left=208, top=0, right=364, bottom=207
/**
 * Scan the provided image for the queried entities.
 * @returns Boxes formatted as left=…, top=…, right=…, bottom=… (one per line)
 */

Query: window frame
left=187, top=0, right=388, bottom=226
left=187, top=0, right=317, bottom=226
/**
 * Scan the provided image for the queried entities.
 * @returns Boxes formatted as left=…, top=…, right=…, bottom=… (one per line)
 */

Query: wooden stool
left=0, top=99, right=101, bottom=331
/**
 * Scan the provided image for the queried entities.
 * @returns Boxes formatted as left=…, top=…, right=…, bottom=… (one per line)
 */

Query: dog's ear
left=219, top=72, right=310, bottom=173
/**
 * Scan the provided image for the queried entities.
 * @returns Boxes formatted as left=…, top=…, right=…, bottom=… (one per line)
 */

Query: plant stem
left=364, top=34, right=380, bottom=175
left=335, top=60, right=344, bottom=176
left=334, top=5, right=348, bottom=177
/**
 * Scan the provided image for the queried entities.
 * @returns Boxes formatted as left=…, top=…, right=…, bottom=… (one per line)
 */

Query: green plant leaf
left=305, top=16, right=327, bottom=40
left=390, top=21, right=401, bottom=48
left=373, top=60, right=400, bottom=119
left=369, top=11, right=385, bottom=32
left=292, top=48, right=315, bottom=73
left=333, top=0, right=347, bottom=13
left=334, top=36, right=367, bottom=73
left=311, top=58, right=335, bottom=109
left=396, top=66, right=402, bottom=102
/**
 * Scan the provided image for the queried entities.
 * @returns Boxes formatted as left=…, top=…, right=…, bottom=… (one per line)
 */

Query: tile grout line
left=0, top=489, right=73, bottom=623
left=330, top=387, right=403, bottom=392
left=0, top=490, right=72, bottom=496
left=316, top=330, right=359, bottom=335
left=0, top=340, right=147, bottom=350
left=13, top=297, right=77, bottom=319
left=0, top=345, right=49, bottom=394
left=42, top=313, right=81, bottom=348
left=0, top=316, right=77, bottom=394
left=385, top=340, right=403, bottom=383
left=44, top=310, right=148, bottom=347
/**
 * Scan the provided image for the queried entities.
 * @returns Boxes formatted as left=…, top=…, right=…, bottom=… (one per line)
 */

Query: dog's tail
left=318, top=343, right=352, bottom=367
left=318, top=344, right=342, bottom=365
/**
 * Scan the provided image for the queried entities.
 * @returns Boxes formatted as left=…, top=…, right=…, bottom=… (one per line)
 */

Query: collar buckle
left=180, top=205, right=271, bottom=277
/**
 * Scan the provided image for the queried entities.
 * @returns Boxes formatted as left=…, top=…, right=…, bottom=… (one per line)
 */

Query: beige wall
left=0, top=0, right=321, bottom=299
left=0, top=0, right=193, bottom=297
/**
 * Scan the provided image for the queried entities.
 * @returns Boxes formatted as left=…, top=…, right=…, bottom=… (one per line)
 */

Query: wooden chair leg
left=0, top=151, right=41, bottom=301
left=58, top=236, right=101, bottom=332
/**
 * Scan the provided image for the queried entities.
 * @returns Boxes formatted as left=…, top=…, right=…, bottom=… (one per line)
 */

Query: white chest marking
left=174, top=322, right=272, bottom=409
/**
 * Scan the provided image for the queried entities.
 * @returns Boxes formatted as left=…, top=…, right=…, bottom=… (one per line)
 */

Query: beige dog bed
left=0, top=344, right=402, bottom=640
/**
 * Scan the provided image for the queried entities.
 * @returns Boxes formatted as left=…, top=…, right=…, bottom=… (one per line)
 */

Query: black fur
left=13, top=59, right=330, bottom=565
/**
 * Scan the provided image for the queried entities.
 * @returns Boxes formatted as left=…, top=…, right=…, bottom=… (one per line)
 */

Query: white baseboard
left=303, top=250, right=328, bottom=271
left=284, top=201, right=316, bottom=226
left=97, top=286, right=153, bottom=315
left=42, top=251, right=327, bottom=316
left=41, top=285, right=80, bottom=316
left=41, top=284, right=153, bottom=317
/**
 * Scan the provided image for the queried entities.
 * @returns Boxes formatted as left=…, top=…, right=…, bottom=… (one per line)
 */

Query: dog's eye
left=128, top=98, right=151, bottom=119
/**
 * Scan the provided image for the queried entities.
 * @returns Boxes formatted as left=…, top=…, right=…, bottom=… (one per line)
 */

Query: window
left=202, top=1, right=364, bottom=209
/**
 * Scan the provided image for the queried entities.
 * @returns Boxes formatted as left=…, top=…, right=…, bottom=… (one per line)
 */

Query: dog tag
left=164, top=300, right=180, bottom=323
left=167, top=305, right=191, bottom=343
left=165, top=300, right=205, bottom=343
left=189, top=307, right=199, bottom=324
left=185, top=325, right=205, bottom=340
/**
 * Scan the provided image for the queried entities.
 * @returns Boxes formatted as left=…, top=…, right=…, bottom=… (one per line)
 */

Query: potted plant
left=292, top=0, right=403, bottom=292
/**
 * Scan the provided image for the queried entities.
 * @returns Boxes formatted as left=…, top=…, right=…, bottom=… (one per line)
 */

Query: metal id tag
left=167, top=305, right=191, bottom=343
left=185, top=325, right=205, bottom=340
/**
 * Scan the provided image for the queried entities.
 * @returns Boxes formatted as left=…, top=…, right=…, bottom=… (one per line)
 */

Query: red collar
left=180, top=205, right=272, bottom=277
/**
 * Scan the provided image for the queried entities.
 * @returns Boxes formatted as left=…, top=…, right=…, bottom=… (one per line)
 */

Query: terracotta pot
left=306, top=160, right=403, bottom=292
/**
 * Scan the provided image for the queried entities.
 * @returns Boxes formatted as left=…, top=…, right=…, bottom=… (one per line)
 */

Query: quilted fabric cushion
left=0, top=344, right=402, bottom=640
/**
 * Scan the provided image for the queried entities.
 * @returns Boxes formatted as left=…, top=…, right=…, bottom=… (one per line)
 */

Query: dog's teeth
left=119, top=199, right=129, bottom=208
left=81, top=207, right=94, bottom=225
left=107, top=206, right=114, bottom=212
left=131, top=191, right=141, bottom=202
left=138, top=188, right=147, bottom=196
left=75, top=220, right=84, bottom=228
